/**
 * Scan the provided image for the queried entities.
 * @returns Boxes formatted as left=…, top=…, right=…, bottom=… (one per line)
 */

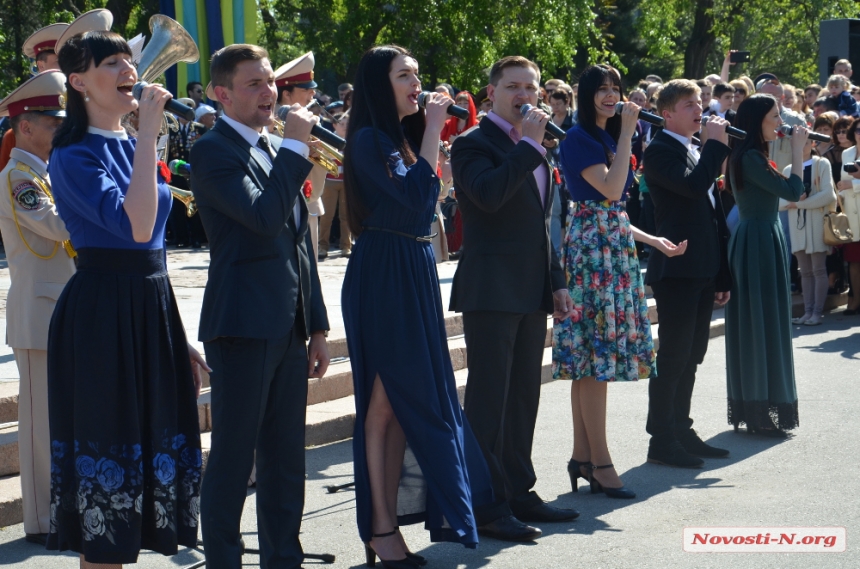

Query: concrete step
left=0, top=311, right=733, bottom=528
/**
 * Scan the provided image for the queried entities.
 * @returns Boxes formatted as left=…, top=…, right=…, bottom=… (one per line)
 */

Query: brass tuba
left=136, top=14, right=201, bottom=217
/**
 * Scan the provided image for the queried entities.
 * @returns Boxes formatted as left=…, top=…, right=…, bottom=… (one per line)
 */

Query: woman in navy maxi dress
left=341, top=45, right=492, bottom=567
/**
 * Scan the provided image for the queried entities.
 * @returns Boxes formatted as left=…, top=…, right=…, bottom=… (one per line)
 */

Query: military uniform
left=0, top=71, right=75, bottom=537
left=168, top=119, right=207, bottom=246
left=274, top=52, right=327, bottom=259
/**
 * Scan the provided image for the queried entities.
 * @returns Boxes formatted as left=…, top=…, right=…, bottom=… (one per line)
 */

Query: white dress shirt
left=219, top=113, right=308, bottom=228
left=663, top=128, right=716, bottom=209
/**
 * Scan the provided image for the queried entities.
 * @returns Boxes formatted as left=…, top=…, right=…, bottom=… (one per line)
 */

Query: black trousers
left=462, top=310, right=547, bottom=525
left=200, top=327, right=308, bottom=569
left=646, top=277, right=716, bottom=449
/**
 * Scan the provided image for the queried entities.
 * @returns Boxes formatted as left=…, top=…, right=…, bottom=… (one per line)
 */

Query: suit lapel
left=481, top=117, right=545, bottom=211
left=657, top=131, right=717, bottom=212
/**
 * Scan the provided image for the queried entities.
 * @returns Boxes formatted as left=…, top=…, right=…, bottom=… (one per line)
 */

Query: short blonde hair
left=655, top=79, right=699, bottom=116
left=827, top=74, right=849, bottom=90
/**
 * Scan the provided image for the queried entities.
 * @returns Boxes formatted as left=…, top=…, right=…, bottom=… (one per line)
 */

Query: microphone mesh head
left=614, top=102, right=624, bottom=114
left=276, top=105, right=290, bottom=121
left=417, top=92, right=428, bottom=108
left=132, top=81, right=145, bottom=100
left=519, top=104, right=533, bottom=116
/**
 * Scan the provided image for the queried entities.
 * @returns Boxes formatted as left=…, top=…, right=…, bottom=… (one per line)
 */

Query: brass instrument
left=137, top=14, right=200, bottom=217
left=271, top=118, right=344, bottom=177
left=169, top=185, right=198, bottom=217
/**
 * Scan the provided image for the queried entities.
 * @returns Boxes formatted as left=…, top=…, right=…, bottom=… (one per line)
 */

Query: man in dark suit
left=190, top=44, right=330, bottom=569
left=643, top=79, right=732, bottom=469
left=451, top=56, right=578, bottom=543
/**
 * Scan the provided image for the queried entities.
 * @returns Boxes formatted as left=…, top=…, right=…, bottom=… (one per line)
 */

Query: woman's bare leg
left=364, top=376, right=407, bottom=560
left=578, top=376, right=624, bottom=488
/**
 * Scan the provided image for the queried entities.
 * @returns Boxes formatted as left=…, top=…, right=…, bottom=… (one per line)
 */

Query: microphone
left=276, top=105, right=347, bottom=151
left=614, top=102, right=664, bottom=127
left=777, top=124, right=831, bottom=143
left=519, top=104, right=567, bottom=140
left=168, top=159, right=191, bottom=177
left=417, top=92, right=470, bottom=120
left=701, top=116, right=747, bottom=139
left=132, top=81, right=195, bottom=121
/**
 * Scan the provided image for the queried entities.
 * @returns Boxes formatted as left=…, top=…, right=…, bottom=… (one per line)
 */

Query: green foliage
left=635, top=0, right=859, bottom=85
left=263, top=0, right=618, bottom=93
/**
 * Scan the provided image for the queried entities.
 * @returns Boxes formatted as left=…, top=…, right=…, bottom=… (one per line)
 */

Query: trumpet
left=271, top=118, right=344, bottom=177
left=169, top=185, right=198, bottom=217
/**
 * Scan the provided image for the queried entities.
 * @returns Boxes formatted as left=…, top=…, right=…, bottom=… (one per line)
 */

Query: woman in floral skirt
left=554, top=65, right=687, bottom=499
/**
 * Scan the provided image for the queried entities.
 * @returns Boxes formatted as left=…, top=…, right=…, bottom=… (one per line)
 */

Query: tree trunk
left=684, top=0, right=716, bottom=79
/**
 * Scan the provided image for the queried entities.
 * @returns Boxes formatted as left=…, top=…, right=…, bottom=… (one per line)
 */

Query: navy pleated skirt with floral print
left=553, top=200, right=656, bottom=382
left=46, top=248, right=202, bottom=564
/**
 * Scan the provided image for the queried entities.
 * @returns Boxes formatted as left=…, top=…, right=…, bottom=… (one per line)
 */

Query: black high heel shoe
left=365, top=530, right=419, bottom=568
left=567, top=459, right=592, bottom=492
left=393, top=526, right=427, bottom=566
left=589, top=464, right=636, bottom=499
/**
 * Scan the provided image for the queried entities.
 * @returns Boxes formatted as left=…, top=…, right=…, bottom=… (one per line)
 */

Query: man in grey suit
left=451, top=56, right=578, bottom=543
left=190, top=44, right=330, bottom=569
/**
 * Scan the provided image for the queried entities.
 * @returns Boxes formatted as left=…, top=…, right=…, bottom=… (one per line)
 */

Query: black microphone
left=778, top=124, right=831, bottom=143
left=614, top=102, right=664, bottom=127
left=519, top=104, right=567, bottom=140
left=277, top=105, right=347, bottom=151
left=417, top=92, right=470, bottom=120
left=168, top=159, right=191, bottom=177
left=132, top=81, right=195, bottom=121
left=701, top=116, right=747, bottom=139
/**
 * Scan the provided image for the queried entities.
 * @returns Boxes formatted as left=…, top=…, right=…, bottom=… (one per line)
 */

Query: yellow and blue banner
left=158, top=0, right=258, bottom=97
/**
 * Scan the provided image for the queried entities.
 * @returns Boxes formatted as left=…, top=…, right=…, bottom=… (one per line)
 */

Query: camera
left=843, top=161, right=860, bottom=174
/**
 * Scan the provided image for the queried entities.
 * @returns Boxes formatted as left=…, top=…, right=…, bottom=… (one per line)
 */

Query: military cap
left=55, top=9, right=114, bottom=51
left=22, top=23, right=69, bottom=59
left=274, top=52, right=317, bottom=89
left=0, top=71, right=67, bottom=118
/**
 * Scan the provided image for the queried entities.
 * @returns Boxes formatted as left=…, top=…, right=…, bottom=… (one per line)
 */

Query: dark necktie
left=257, top=135, right=276, bottom=160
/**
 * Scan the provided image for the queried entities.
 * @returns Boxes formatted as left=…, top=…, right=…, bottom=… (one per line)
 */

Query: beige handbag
left=823, top=194, right=854, bottom=246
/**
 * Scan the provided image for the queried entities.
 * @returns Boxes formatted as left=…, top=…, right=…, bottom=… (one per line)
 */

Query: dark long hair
left=53, top=31, right=132, bottom=148
left=727, top=94, right=784, bottom=193
left=342, top=45, right=426, bottom=236
left=576, top=64, right=624, bottom=165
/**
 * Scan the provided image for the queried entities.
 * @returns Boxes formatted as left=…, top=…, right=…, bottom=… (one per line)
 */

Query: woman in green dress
left=725, top=94, right=810, bottom=437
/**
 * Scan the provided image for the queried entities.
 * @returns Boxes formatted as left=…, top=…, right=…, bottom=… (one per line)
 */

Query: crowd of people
left=0, top=7, right=859, bottom=569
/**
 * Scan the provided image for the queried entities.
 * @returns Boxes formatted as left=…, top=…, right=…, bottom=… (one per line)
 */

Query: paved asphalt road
left=1, top=299, right=857, bottom=567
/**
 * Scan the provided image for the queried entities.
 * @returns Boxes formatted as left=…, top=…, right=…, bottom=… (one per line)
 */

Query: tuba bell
left=137, top=15, right=199, bottom=84
left=137, top=15, right=200, bottom=217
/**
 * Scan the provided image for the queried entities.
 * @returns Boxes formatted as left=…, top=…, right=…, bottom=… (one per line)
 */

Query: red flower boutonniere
left=630, top=154, right=638, bottom=172
left=157, top=160, right=171, bottom=183
left=716, top=175, right=726, bottom=191
left=302, top=180, right=312, bottom=202
left=769, top=160, right=778, bottom=170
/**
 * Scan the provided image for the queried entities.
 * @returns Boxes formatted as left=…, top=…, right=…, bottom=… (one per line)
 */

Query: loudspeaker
left=820, top=19, right=860, bottom=85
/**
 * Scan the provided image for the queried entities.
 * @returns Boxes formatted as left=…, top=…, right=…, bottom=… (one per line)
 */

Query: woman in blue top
left=46, top=31, right=208, bottom=567
left=554, top=65, right=686, bottom=500
left=341, top=45, right=492, bottom=568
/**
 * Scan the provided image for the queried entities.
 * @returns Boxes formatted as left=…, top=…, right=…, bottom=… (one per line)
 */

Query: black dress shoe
left=477, top=514, right=542, bottom=542
left=25, top=533, right=48, bottom=545
left=647, top=441, right=704, bottom=468
left=514, top=501, right=580, bottom=522
left=679, top=429, right=730, bottom=458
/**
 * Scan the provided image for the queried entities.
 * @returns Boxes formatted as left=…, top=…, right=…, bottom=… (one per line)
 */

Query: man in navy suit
left=643, top=79, right=732, bottom=469
left=190, top=44, right=330, bottom=569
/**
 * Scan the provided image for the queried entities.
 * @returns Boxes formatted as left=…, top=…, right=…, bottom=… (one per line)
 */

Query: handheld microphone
left=777, top=124, right=831, bottom=143
left=614, top=102, right=664, bottom=127
left=701, top=116, right=747, bottom=140
left=276, top=105, right=347, bottom=151
left=519, top=104, right=567, bottom=140
left=417, top=92, right=470, bottom=120
left=132, top=81, right=195, bottom=121
left=168, top=159, right=191, bottom=177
